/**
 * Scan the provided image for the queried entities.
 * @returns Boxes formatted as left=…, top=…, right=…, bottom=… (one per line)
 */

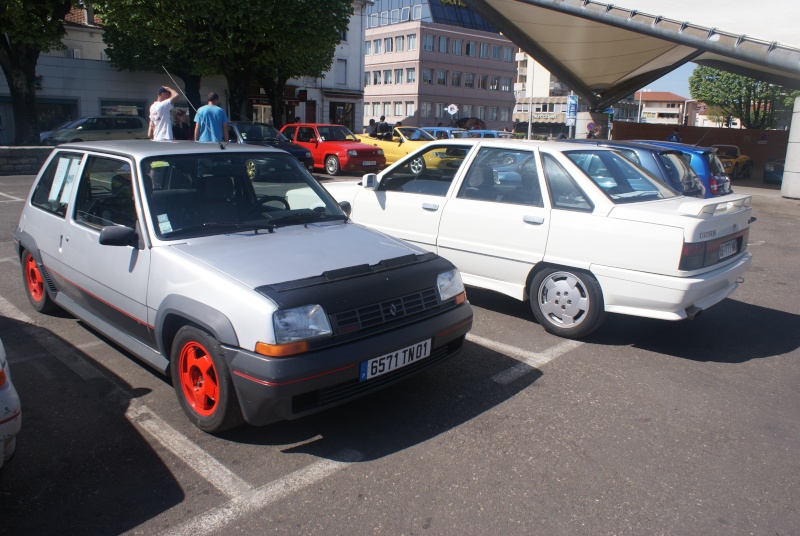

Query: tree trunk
left=0, top=45, right=40, bottom=146
left=173, top=70, right=202, bottom=122
left=225, top=71, right=251, bottom=123
left=259, top=76, right=288, bottom=129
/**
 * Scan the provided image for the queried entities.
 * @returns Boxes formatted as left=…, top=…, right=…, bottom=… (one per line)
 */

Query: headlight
left=723, top=161, right=732, bottom=168
left=273, top=304, right=332, bottom=344
left=347, top=150, right=358, bottom=156
left=437, top=269, right=466, bottom=303
left=377, top=149, right=384, bottom=156
left=765, top=162, right=775, bottom=172
left=305, top=151, right=312, bottom=159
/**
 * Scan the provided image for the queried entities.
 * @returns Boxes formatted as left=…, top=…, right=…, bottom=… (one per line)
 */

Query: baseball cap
left=157, top=87, right=169, bottom=94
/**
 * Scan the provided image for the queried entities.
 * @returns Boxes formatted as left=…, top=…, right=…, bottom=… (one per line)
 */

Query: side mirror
left=339, top=201, right=352, bottom=217
left=99, top=225, right=138, bottom=247
left=363, top=173, right=378, bottom=189
left=398, top=138, right=404, bottom=145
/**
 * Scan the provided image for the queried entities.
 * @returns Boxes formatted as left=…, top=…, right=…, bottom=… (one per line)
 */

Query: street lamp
left=637, top=88, right=651, bottom=123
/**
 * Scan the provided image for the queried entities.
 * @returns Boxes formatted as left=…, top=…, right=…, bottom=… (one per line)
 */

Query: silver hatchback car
left=14, top=140, right=472, bottom=433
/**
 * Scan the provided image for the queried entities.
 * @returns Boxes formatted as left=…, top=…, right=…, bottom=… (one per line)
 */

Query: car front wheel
left=529, top=267, right=606, bottom=339
left=171, top=326, right=243, bottom=433
left=325, top=155, right=341, bottom=176
left=21, top=249, right=57, bottom=313
left=743, top=162, right=753, bottom=178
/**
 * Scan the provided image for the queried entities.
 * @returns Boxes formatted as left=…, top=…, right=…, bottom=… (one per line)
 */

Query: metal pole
left=527, top=95, right=532, bottom=140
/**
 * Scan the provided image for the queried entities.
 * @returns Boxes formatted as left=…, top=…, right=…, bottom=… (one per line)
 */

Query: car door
left=351, top=143, right=471, bottom=252
left=437, top=147, right=550, bottom=298
left=291, top=126, right=321, bottom=166
left=59, top=154, right=153, bottom=346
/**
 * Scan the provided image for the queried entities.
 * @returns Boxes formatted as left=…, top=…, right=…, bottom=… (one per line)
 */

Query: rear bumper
left=226, top=303, right=472, bottom=426
left=593, top=252, right=751, bottom=320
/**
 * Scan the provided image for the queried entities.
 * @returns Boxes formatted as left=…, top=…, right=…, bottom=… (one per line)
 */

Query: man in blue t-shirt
left=194, top=92, right=229, bottom=143
left=667, top=128, right=682, bottom=142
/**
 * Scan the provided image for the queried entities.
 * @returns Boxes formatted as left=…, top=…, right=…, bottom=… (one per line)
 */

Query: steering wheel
left=244, top=195, right=289, bottom=218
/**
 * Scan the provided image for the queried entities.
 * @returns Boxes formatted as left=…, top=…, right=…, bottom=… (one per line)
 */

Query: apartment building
left=362, top=0, right=517, bottom=132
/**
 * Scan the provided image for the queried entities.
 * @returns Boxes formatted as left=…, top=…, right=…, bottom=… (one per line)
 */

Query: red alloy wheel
left=178, top=341, right=219, bottom=417
left=24, top=253, right=45, bottom=303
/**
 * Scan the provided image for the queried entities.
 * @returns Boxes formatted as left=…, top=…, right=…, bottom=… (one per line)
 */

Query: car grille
left=330, top=288, right=440, bottom=336
left=292, top=336, right=464, bottom=413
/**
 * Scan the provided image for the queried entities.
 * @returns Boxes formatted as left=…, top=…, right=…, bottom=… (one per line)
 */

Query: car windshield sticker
left=157, top=213, right=173, bottom=234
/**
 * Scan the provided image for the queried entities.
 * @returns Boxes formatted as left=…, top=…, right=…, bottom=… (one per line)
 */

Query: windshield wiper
left=268, top=212, right=348, bottom=227
left=166, top=220, right=275, bottom=235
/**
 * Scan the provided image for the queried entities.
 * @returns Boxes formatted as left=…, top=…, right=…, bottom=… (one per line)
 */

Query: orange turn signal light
left=455, top=291, right=467, bottom=305
left=255, top=340, right=309, bottom=357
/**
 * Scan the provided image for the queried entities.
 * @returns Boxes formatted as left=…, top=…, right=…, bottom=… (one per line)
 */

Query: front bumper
left=226, top=302, right=472, bottom=426
left=0, top=360, right=22, bottom=468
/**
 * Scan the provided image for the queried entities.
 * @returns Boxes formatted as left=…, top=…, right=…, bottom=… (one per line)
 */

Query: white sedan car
left=325, top=139, right=753, bottom=339
left=1, top=337, right=21, bottom=469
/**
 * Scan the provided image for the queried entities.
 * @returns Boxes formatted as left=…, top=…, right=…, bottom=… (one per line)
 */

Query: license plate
left=719, top=239, right=737, bottom=259
left=359, top=339, right=432, bottom=381
left=363, top=160, right=377, bottom=166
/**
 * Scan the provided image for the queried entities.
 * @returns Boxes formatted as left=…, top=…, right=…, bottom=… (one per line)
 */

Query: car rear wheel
left=743, top=162, right=753, bottom=178
left=409, top=156, right=426, bottom=175
left=732, top=164, right=739, bottom=180
left=529, top=267, right=606, bottom=339
left=325, top=155, right=341, bottom=176
left=171, top=326, right=243, bottom=433
left=21, top=249, right=57, bottom=313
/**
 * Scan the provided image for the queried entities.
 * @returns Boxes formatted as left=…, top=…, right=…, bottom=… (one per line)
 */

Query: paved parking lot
left=1, top=174, right=798, bottom=535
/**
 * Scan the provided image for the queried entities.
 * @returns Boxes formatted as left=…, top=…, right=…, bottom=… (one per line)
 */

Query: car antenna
left=693, top=128, right=712, bottom=147
left=162, top=66, right=226, bottom=150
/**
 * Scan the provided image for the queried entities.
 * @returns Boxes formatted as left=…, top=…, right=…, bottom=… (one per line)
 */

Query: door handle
left=523, top=215, right=545, bottom=225
left=422, top=203, right=439, bottom=211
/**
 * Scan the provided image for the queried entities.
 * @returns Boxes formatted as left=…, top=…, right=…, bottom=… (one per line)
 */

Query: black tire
left=529, top=267, right=606, bottom=339
left=21, top=249, right=57, bottom=313
left=325, top=155, right=341, bottom=176
left=731, top=164, right=738, bottom=180
left=743, top=162, right=753, bottom=178
left=170, top=326, right=243, bottom=433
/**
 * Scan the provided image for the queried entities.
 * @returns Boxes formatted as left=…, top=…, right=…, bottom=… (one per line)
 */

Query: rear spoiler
left=678, top=195, right=752, bottom=218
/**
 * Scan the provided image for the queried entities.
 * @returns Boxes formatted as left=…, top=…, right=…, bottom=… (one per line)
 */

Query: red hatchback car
left=280, top=123, right=386, bottom=176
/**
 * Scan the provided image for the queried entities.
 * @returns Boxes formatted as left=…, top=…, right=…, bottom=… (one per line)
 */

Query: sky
left=615, top=0, right=798, bottom=99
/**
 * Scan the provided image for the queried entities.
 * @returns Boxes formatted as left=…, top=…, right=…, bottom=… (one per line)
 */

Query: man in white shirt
left=148, top=86, right=179, bottom=140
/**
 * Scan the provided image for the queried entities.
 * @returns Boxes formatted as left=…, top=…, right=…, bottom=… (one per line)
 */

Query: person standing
left=172, top=109, right=192, bottom=140
left=667, top=127, right=682, bottom=142
left=365, top=118, right=377, bottom=137
left=194, top=92, right=229, bottom=143
left=148, top=86, right=179, bottom=140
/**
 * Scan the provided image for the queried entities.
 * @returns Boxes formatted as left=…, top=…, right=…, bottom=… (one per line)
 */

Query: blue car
left=421, top=127, right=470, bottom=139
left=228, top=121, right=314, bottom=172
left=633, top=140, right=732, bottom=198
left=764, top=159, right=784, bottom=184
left=567, top=139, right=705, bottom=197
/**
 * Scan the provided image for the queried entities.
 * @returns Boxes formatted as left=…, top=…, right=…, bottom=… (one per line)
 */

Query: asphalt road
left=0, top=173, right=798, bottom=535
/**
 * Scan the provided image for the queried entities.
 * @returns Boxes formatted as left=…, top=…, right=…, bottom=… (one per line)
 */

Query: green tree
left=0, top=0, right=72, bottom=145
left=689, top=66, right=798, bottom=129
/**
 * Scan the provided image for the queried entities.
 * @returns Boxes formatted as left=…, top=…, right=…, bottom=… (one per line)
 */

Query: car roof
left=633, top=140, right=715, bottom=154
left=404, top=138, right=616, bottom=152
left=568, top=139, right=681, bottom=153
left=285, top=123, right=344, bottom=128
left=52, top=139, right=287, bottom=159
left=422, top=127, right=465, bottom=131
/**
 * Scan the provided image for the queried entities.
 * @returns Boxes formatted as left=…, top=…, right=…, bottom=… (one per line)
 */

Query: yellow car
left=712, top=144, right=753, bottom=179
left=357, top=127, right=435, bottom=168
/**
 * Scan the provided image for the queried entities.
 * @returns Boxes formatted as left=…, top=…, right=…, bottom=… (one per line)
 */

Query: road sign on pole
left=566, top=95, right=578, bottom=127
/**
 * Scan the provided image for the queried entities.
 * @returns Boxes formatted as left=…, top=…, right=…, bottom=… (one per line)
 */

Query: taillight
left=0, top=366, right=7, bottom=387
left=679, top=229, right=748, bottom=271
left=679, top=242, right=706, bottom=270
left=708, top=176, right=719, bottom=195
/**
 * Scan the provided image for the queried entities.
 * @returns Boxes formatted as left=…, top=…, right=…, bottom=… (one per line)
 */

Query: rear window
left=707, top=154, right=726, bottom=175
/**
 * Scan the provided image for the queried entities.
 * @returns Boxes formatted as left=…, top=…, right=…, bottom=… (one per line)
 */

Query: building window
left=373, top=102, right=380, bottom=115
left=478, top=74, right=488, bottom=90
left=384, top=38, right=393, bottom=53
left=364, top=72, right=370, bottom=86
left=438, top=36, right=448, bottom=53
left=401, top=7, right=410, bottom=21
left=396, top=35, right=404, bottom=52
left=490, top=76, right=499, bottom=91
left=365, top=41, right=371, bottom=55
left=453, top=39, right=463, bottom=55
left=502, top=77, right=512, bottom=91
left=340, top=29, right=347, bottom=42
left=422, top=68, right=433, bottom=85
left=412, top=4, right=422, bottom=19
left=408, top=33, right=417, bottom=50
left=466, top=41, right=476, bottom=57
left=464, top=73, right=475, bottom=88
left=364, top=103, right=371, bottom=116
left=395, top=68, right=403, bottom=84
left=451, top=71, right=462, bottom=87
left=479, top=43, right=489, bottom=59
left=383, top=70, right=392, bottom=84
left=406, top=68, right=416, bottom=83
left=374, top=39, right=382, bottom=54
left=394, top=102, right=403, bottom=116
left=370, top=13, right=378, bottom=27
left=437, top=70, right=448, bottom=85
left=380, top=11, right=389, bottom=25
left=373, top=71, right=381, bottom=85
left=503, top=47, right=513, bottom=62
left=390, top=8, right=400, bottom=23
left=436, top=103, right=445, bottom=118
left=384, top=102, right=391, bottom=116
left=335, top=60, right=347, bottom=85
left=489, top=107, right=498, bottom=121
left=406, top=101, right=415, bottom=116
left=421, top=101, right=432, bottom=118
left=477, top=106, right=486, bottom=120
left=423, top=34, right=434, bottom=51
left=463, top=104, right=473, bottom=117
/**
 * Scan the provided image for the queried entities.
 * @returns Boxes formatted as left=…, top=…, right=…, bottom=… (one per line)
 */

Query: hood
left=166, top=222, right=428, bottom=288
left=244, top=140, right=306, bottom=156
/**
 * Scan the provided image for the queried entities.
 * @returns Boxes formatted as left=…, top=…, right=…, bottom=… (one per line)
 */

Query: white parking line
left=0, top=256, right=17, bottom=264
left=163, top=449, right=363, bottom=536
left=466, top=333, right=583, bottom=384
left=0, top=192, right=24, bottom=202
left=126, top=403, right=254, bottom=499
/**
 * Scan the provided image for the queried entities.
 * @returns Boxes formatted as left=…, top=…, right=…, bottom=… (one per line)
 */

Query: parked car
left=633, top=140, right=732, bottom=198
left=40, top=120, right=79, bottom=143
left=0, top=337, right=21, bottom=470
left=421, top=127, right=470, bottom=140
left=44, top=116, right=149, bottom=145
left=567, top=139, right=705, bottom=196
left=13, top=140, right=472, bottom=432
left=280, top=123, right=386, bottom=176
left=466, top=130, right=515, bottom=139
left=763, top=159, right=784, bottom=184
left=324, top=139, right=753, bottom=339
left=356, top=126, right=435, bottom=167
left=227, top=121, right=313, bottom=172
left=712, top=144, right=753, bottom=179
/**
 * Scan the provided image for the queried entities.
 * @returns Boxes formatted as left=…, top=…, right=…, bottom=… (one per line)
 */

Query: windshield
left=238, top=124, right=287, bottom=142
left=657, top=152, right=698, bottom=190
left=141, top=152, right=346, bottom=239
left=317, top=125, right=358, bottom=142
left=565, top=150, right=679, bottom=204
left=396, top=127, right=435, bottom=141
left=707, top=154, right=726, bottom=175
